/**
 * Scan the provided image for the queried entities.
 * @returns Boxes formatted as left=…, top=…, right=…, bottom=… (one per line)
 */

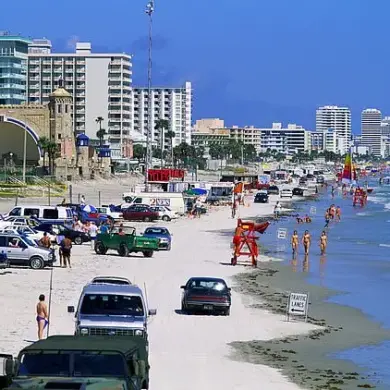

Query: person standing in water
left=336, top=206, right=341, bottom=221
left=302, top=230, right=311, bottom=255
left=320, top=231, right=328, bottom=255
left=36, top=294, right=49, bottom=340
left=291, top=230, right=299, bottom=256
left=324, top=209, right=330, bottom=228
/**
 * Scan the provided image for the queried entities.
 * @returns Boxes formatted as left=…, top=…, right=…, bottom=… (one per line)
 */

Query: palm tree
left=166, top=130, right=175, bottom=167
left=95, top=116, right=106, bottom=146
left=155, top=119, right=169, bottom=168
left=38, top=136, right=50, bottom=173
left=46, top=141, right=59, bottom=176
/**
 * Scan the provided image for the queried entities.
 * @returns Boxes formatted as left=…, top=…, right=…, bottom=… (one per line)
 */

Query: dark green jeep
left=95, top=226, right=159, bottom=258
left=0, top=335, right=150, bottom=390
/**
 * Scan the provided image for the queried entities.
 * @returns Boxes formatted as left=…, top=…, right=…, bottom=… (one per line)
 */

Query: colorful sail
left=341, top=153, right=353, bottom=184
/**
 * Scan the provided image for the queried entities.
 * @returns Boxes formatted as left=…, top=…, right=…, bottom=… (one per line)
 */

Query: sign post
left=277, top=228, right=288, bottom=253
left=286, top=292, right=309, bottom=322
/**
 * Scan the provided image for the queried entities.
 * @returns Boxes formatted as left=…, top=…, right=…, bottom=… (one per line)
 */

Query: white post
left=22, top=120, right=27, bottom=183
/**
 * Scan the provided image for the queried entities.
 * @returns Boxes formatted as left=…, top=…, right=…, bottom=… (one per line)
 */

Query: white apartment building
left=132, top=82, right=192, bottom=149
left=361, top=108, right=382, bottom=157
left=259, top=123, right=310, bottom=154
left=229, top=126, right=262, bottom=153
left=27, top=40, right=132, bottom=159
left=311, top=128, right=345, bottom=154
left=316, top=106, right=351, bottom=154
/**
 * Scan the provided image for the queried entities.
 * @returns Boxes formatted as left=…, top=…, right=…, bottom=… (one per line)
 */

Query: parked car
left=0, top=225, right=56, bottom=244
left=292, top=187, right=305, bottom=196
left=143, top=227, right=172, bottom=250
left=280, top=188, right=293, bottom=198
left=267, top=185, right=280, bottom=195
left=316, top=176, right=325, bottom=184
left=35, top=223, right=90, bottom=245
left=180, top=277, right=231, bottom=315
left=90, top=276, right=132, bottom=285
left=0, top=216, right=40, bottom=229
left=0, top=232, right=56, bottom=269
left=254, top=191, right=269, bottom=203
left=97, top=205, right=123, bottom=221
left=123, top=205, right=159, bottom=222
left=7, top=205, right=73, bottom=225
left=150, top=206, right=178, bottom=222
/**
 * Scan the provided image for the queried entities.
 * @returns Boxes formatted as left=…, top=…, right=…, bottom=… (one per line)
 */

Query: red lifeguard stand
left=353, top=188, right=367, bottom=207
left=231, top=219, right=270, bottom=267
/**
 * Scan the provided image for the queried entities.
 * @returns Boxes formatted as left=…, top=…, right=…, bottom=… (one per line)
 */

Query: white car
left=0, top=216, right=39, bottom=229
left=150, top=206, right=178, bottom=222
left=0, top=225, right=56, bottom=243
left=97, top=206, right=123, bottom=221
left=280, top=188, right=293, bottom=198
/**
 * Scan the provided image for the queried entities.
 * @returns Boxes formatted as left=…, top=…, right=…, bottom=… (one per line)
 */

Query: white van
left=7, top=205, right=73, bottom=224
left=122, top=192, right=185, bottom=215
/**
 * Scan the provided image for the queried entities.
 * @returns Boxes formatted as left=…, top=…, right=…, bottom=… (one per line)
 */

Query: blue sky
left=3, top=0, right=390, bottom=132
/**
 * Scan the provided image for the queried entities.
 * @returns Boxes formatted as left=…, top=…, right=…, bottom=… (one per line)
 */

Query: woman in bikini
left=302, top=230, right=311, bottom=255
left=320, top=231, right=328, bottom=255
left=291, top=230, right=299, bottom=256
left=36, top=294, right=49, bottom=340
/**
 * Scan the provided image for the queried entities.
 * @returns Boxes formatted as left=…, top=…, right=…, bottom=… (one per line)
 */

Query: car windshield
left=188, top=280, right=227, bottom=291
left=92, top=278, right=130, bottom=285
left=18, top=352, right=127, bottom=378
left=145, top=228, right=168, bottom=235
left=18, top=352, right=70, bottom=376
left=22, top=236, right=36, bottom=247
left=80, top=294, right=144, bottom=316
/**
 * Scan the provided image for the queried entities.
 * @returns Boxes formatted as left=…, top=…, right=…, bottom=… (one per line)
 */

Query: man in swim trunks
left=302, top=230, right=311, bottom=255
left=320, top=231, right=328, bottom=255
left=324, top=209, right=330, bottom=228
left=291, top=230, right=299, bottom=256
left=36, top=294, right=49, bottom=340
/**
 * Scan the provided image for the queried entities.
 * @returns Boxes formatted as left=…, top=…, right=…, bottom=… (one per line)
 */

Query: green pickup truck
left=95, top=226, right=159, bottom=258
left=0, top=335, right=150, bottom=390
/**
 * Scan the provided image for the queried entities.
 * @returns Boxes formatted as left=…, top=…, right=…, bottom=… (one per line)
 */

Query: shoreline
left=224, top=192, right=390, bottom=390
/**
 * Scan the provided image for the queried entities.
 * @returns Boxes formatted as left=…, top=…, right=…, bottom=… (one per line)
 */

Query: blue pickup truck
left=143, top=227, right=172, bottom=251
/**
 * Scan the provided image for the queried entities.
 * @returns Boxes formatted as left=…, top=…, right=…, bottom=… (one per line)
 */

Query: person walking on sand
left=36, top=294, right=49, bottom=340
left=302, top=230, right=311, bottom=255
left=291, top=230, right=299, bottom=256
left=60, top=236, right=72, bottom=268
left=320, top=231, right=328, bottom=255
left=88, top=221, right=98, bottom=250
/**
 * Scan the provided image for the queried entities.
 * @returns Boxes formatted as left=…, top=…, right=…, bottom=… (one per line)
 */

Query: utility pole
left=145, top=0, right=154, bottom=191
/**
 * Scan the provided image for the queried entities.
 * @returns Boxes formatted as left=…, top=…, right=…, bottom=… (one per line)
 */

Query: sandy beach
left=0, top=180, right=322, bottom=390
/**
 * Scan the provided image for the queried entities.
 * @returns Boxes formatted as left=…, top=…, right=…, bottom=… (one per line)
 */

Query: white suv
left=280, top=188, right=293, bottom=198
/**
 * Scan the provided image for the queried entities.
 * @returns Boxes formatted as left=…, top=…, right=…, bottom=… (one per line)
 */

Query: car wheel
left=74, top=236, right=83, bottom=245
left=118, top=244, right=129, bottom=257
left=143, top=250, right=153, bottom=258
left=144, top=216, right=151, bottom=222
left=95, top=241, right=107, bottom=255
left=30, top=256, right=44, bottom=270
left=181, top=302, right=188, bottom=314
left=162, top=215, right=171, bottom=222
left=142, top=379, right=149, bottom=390
left=224, top=307, right=231, bottom=316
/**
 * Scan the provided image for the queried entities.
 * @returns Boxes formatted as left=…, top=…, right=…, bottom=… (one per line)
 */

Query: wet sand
left=229, top=262, right=390, bottom=389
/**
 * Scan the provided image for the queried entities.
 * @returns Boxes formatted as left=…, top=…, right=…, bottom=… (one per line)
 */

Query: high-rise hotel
left=26, top=39, right=132, bottom=159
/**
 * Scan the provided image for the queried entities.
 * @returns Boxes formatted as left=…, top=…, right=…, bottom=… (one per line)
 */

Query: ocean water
left=257, top=182, right=390, bottom=386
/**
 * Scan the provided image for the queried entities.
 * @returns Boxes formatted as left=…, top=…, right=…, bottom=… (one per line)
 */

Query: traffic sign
left=287, top=292, right=309, bottom=321
left=277, top=228, right=288, bottom=239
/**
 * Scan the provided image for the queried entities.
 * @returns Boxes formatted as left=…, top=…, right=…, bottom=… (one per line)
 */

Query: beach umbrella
left=82, top=204, right=97, bottom=213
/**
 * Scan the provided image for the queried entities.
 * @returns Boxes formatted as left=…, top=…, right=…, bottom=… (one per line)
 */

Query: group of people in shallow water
left=324, top=204, right=341, bottom=227
left=290, top=229, right=328, bottom=256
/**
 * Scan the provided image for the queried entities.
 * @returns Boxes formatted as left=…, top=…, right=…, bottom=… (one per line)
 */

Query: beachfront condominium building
left=311, top=128, right=345, bottom=154
left=316, top=106, right=351, bottom=154
left=131, top=82, right=192, bottom=149
left=258, top=123, right=311, bottom=154
left=0, top=32, right=31, bottom=105
left=26, top=40, right=132, bottom=159
left=360, top=109, right=382, bottom=157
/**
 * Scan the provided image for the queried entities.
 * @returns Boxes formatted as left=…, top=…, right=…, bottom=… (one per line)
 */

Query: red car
left=122, top=205, right=159, bottom=222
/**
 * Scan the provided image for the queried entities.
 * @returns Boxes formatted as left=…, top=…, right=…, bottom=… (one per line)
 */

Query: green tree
left=243, top=144, right=257, bottom=161
left=133, top=144, right=145, bottom=161
left=38, top=136, right=50, bottom=172
left=95, top=116, right=106, bottom=146
left=46, top=141, right=60, bottom=176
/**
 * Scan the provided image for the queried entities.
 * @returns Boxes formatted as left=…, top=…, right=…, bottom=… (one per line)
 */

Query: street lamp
left=145, top=0, right=154, bottom=191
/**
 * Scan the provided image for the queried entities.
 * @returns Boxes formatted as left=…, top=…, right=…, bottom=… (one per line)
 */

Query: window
left=18, top=353, right=70, bottom=376
left=65, top=105, right=69, bottom=113
left=9, top=207, right=21, bottom=216
left=188, top=279, right=227, bottom=291
left=57, top=105, right=62, bottom=114
left=74, top=353, right=126, bottom=377
left=134, top=197, right=142, bottom=204
left=80, top=294, right=144, bottom=316
left=43, top=209, right=59, bottom=219
left=24, top=208, right=40, bottom=217
left=0, top=237, right=6, bottom=247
